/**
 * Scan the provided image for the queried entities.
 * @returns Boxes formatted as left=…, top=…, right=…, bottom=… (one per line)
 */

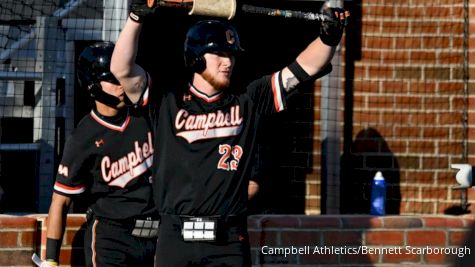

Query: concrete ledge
left=248, top=215, right=475, bottom=266
left=0, top=214, right=474, bottom=266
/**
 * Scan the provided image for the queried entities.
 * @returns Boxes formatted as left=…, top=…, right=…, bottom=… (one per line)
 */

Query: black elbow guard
left=314, top=63, right=333, bottom=80
left=288, top=61, right=333, bottom=84
left=288, top=61, right=310, bottom=83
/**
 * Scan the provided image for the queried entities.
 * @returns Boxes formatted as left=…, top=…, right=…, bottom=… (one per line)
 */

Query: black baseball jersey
left=53, top=107, right=156, bottom=220
left=146, top=71, right=288, bottom=216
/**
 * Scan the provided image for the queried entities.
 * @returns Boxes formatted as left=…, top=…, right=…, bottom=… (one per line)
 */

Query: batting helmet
left=77, top=42, right=121, bottom=107
left=184, top=20, right=243, bottom=73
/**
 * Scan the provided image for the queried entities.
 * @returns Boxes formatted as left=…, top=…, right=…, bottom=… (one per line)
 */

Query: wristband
left=45, top=238, right=61, bottom=262
left=44, top=259, right=58, bottom=266
left=129, top=12, right=142, bottom=23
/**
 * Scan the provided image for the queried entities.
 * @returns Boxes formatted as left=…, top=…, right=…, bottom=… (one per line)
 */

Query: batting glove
left=40, top=259, right=58, bottom=267
left=319, top=6, right=350, bottom=46
left=129, top=0, right=160, bottom=23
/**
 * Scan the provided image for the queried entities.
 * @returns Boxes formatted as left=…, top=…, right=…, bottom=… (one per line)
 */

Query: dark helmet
left=184, top=20, right=244, bottom=73
left=77, top=42, right=121, bottom=107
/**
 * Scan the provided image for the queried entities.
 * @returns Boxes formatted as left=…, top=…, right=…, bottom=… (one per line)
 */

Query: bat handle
left=157, top=0, right=193, bottom=10
left=31, top=253, right=43, bottom=267
left=240, top=4, right=326, bottom=21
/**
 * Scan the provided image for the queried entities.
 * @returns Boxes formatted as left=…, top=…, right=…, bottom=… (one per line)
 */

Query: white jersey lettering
left=175, top=105, right=243, bottom=143
left=58, top=164, right=69, bottom=177
left=101, top=132, right=154, bottom=187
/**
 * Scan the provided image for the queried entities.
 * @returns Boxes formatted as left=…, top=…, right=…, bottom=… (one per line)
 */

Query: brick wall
left=466, top=0, right=475, bottom=212
left=339, top=0, right=470, bottom=215
left=469, top=0, right=475, bottom=160
left=248, top=0, right=472, bottom=216
left=275, top=0, right=473, bottom=214
left=248, top=214, right=475, bottom=266
left=0, top=214, right=86, bottom=267
left=1, top=0, right=470, bottom=217
left=1, top=214, right=474, bottom=267
left=0, top=215, right=37, bottom=267
left=36, top=215, right=87, bottom=266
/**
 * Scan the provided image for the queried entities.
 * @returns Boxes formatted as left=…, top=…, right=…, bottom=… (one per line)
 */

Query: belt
left=96, top=217, right=160, bottom=238
left=160, top=214, right=248, bottom=242
left=88, top=209, right=160, bottom=238
left=160, top=214, right=247, bottom=227
left=180, top=215, right=247, bottom=227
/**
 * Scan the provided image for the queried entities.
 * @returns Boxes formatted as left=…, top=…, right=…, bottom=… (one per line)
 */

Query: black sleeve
left=246, top=72, right=288, bottom=115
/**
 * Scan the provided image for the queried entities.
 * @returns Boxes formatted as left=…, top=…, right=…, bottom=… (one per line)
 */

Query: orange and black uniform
left=141, top=70, right=289, bottom=266
left=53, top=107, right=157, bottom=267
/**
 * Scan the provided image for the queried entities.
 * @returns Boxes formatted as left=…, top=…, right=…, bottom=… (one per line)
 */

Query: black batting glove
left=129, top=0, right=159, bottom=23
left=319, top=7, right=350, bottom=47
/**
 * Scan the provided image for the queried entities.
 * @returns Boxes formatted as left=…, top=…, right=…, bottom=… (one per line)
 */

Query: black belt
left=160, top=214, right=247, bottom=227
left=180, top=215, right=247, bottom=227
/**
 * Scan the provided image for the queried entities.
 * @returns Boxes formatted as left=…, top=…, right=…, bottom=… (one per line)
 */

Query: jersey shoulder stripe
left=139, top=72, right=152, bottom=106
left=142, top=87, right=150, bottom=106
left=271, top=71, right=285, bottom=112
left=54, top=182, right=86, bottom=195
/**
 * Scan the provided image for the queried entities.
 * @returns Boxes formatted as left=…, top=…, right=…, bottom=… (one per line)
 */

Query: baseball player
left=40, top=42, right=158, bottom=267
left=111, top=1, right=349, bottom=266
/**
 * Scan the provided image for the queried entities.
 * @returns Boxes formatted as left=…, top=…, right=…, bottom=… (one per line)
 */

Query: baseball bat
left=156, top=0, right=328, bottom=21
left=31, top=253, right=42, bottom=267
left=240, top=4, right=326, bottom=21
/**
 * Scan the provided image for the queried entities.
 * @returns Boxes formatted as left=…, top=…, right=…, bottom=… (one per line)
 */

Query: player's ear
left=194, top=56, right=206, bottom=73
left=88, top=83, right=102, bottom=98
left=186, top=55, right=206, bottom=74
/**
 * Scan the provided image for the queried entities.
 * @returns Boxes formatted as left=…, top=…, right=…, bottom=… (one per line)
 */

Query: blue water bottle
left=370, top=171, right=386, bottom=215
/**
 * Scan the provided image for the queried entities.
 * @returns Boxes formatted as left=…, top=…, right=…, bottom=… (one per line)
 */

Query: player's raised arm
left=111, top=0, right=156, bottom=104
left=280, top=5, right=350, bottom=92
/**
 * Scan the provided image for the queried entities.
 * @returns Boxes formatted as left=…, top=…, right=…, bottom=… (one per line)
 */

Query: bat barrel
left=158, top=1, right=325, bottom=21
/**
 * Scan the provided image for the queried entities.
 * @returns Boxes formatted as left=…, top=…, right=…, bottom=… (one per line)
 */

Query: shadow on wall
left=340, top=127, right=401, bottom=214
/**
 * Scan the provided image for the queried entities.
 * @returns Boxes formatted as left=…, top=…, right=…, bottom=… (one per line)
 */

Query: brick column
left=467, top=0, right=475, bottom=211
